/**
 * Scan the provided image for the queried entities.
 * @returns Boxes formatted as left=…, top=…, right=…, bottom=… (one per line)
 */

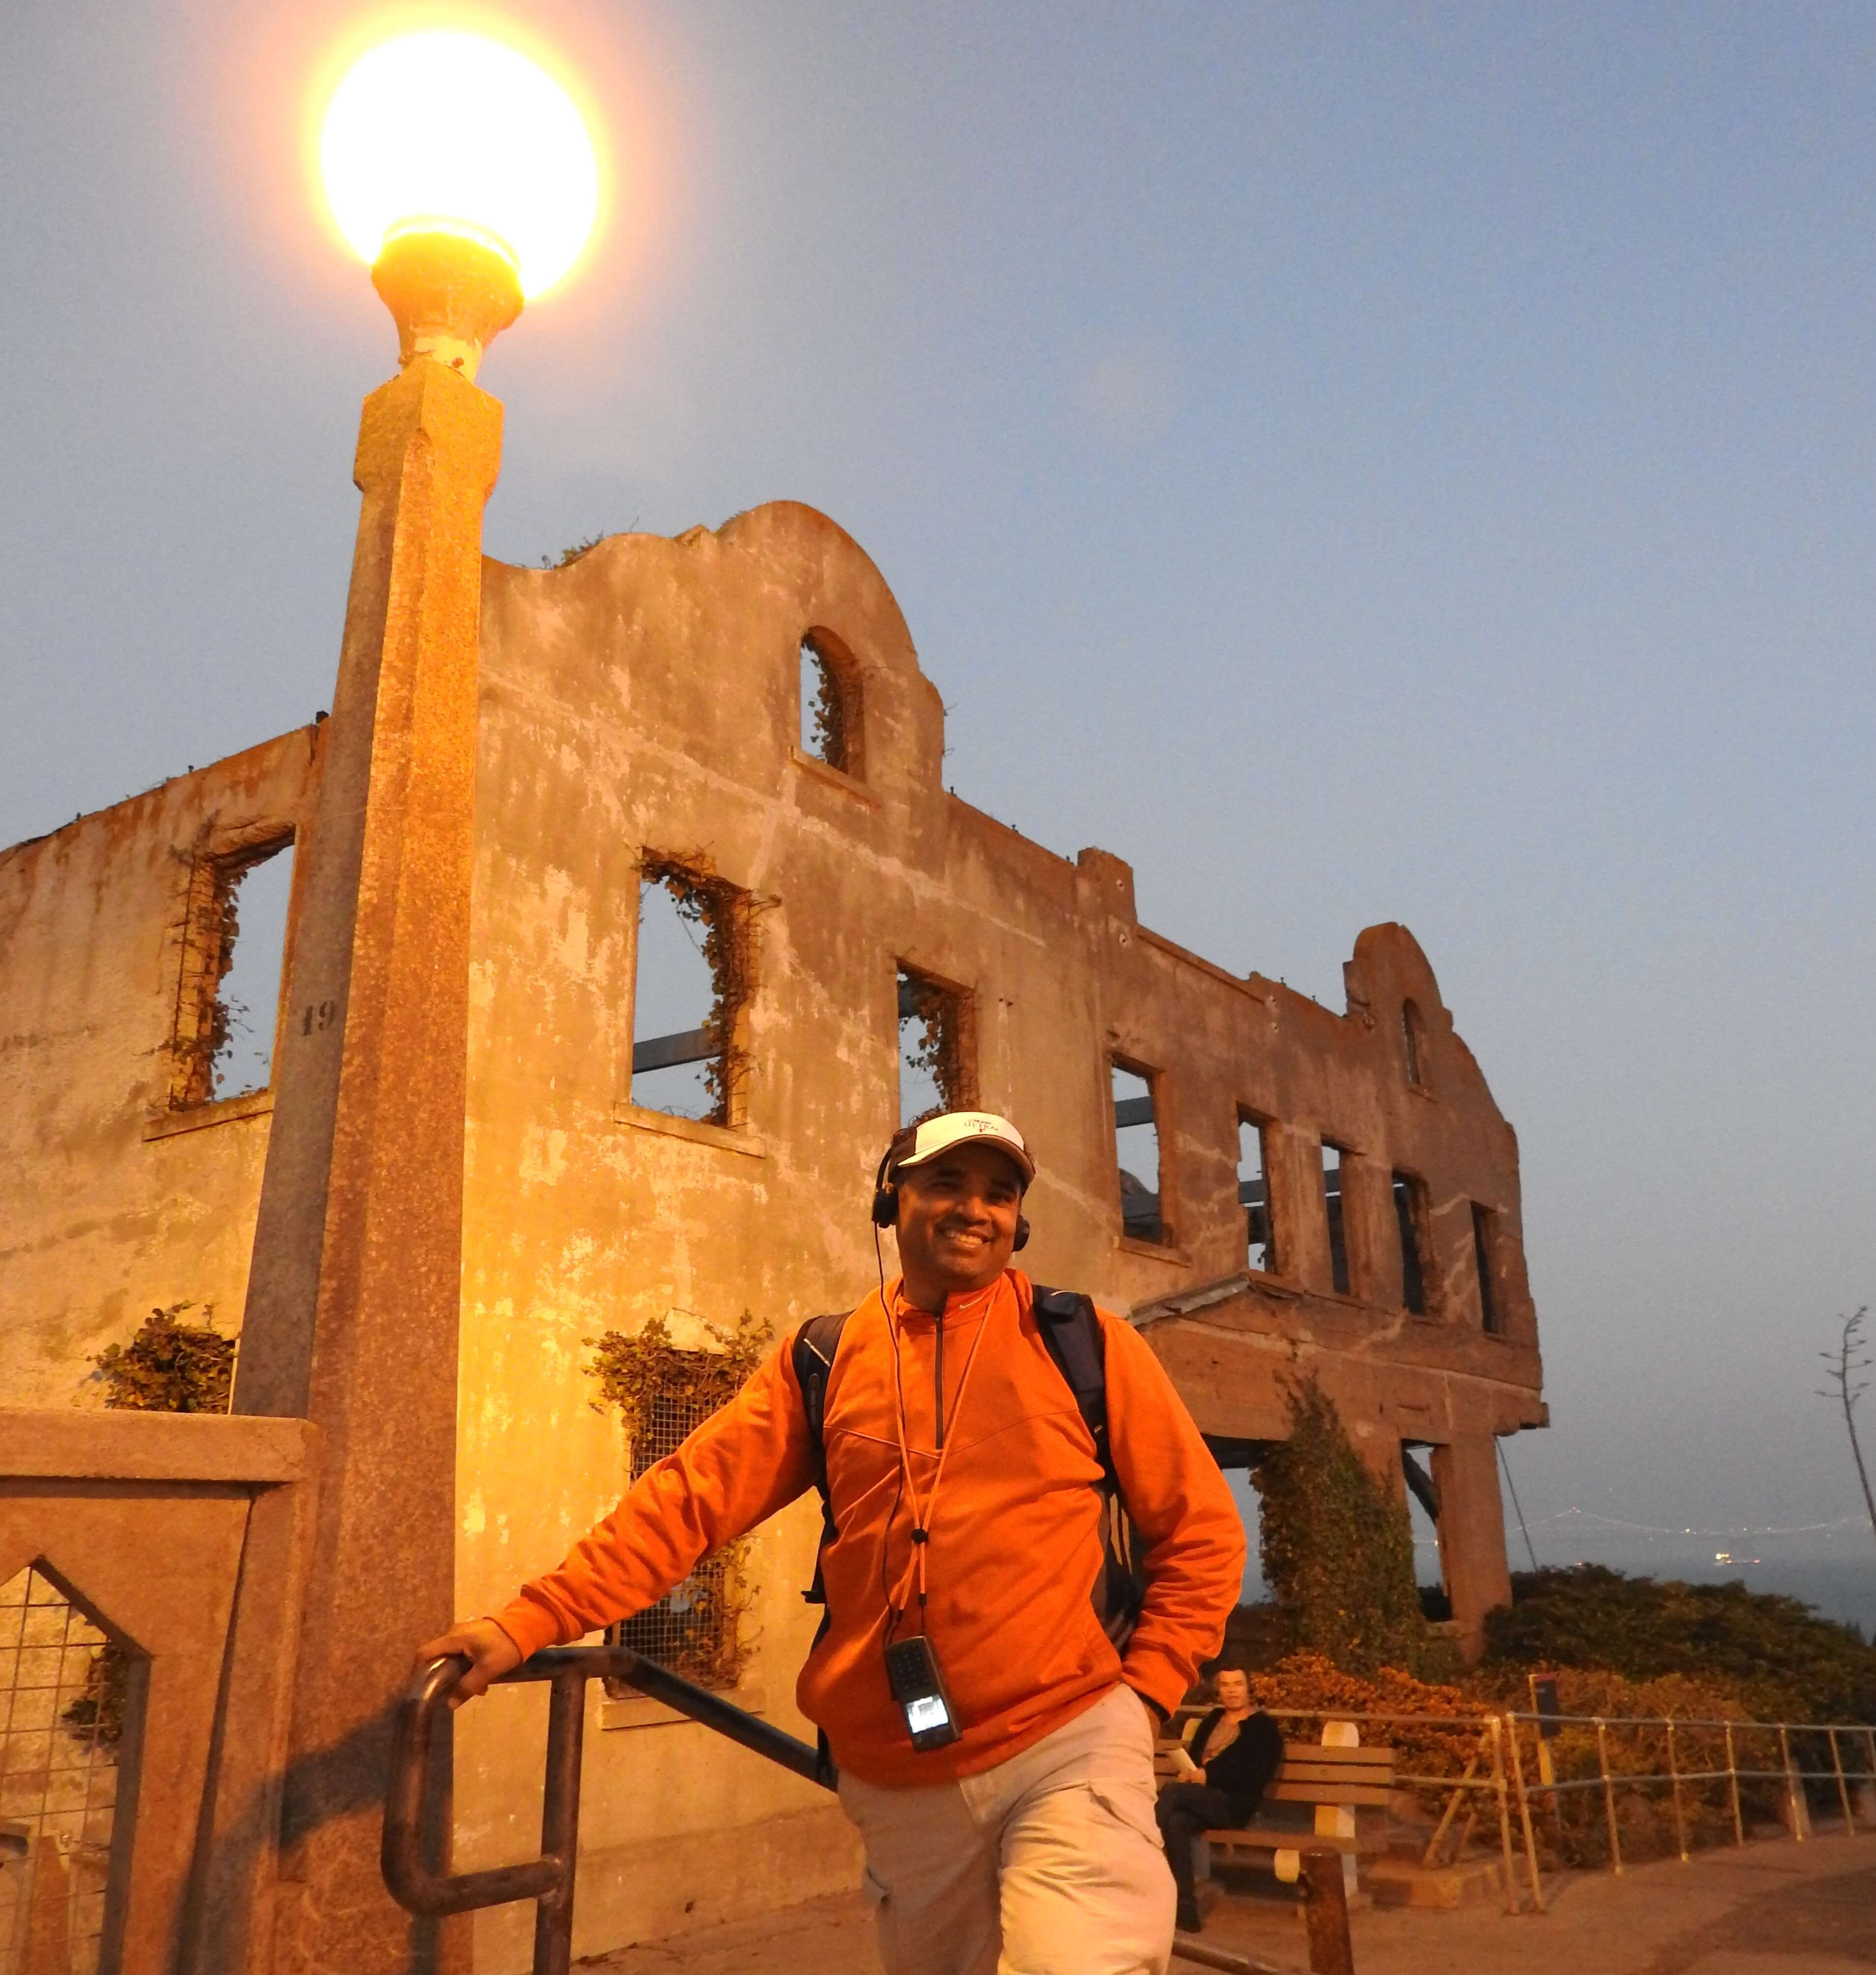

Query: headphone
left=871, top=1136, right=1029, bottom=1251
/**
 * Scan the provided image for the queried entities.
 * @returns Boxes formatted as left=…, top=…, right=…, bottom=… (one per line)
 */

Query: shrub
left=89, top=1302, right=235, bottom=1413
left=1484, top=1565, right=1876, bottom=1726
left=1253, top=1374, right=1427, bottom=1678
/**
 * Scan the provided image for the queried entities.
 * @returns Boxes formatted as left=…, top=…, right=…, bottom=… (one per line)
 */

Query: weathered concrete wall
left=0, top=728, right=322, bottom=1406
left=0, top=501, right=1543, bottom=1970
left=450, top=502, right=1543, bottom=1964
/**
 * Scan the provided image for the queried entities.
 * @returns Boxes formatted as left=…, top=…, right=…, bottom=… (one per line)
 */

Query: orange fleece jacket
left=492, top=1270, right=1245, bottom=1787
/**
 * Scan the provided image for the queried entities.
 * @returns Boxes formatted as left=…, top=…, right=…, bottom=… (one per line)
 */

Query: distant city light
left=320, top=31, right=599, bottom=300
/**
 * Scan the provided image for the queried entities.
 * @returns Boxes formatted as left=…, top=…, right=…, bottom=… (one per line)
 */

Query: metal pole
left=1489, top=1717, right=1520, bottom=1913
left=1724, top=1722, right=1744, bottom=1848
left=1503, top=1715, right=1545, bottom=1913
left=1167, top=1939, right=1292, bottom=1975
left=1422, top=1740, right=1483, bottom=1869
left=1595, top=1719, right=1623, bottom=1876
left=1829, top=1729, right=1854, bottom=1835
left=533, top=1666, right=587, bottom=1975
left=1778, top=1724, right=1806, bottom=1841
left=1299, top=1847, right=1357, bottom=1975
left=1666, top=1721, right=1688, bottom=1862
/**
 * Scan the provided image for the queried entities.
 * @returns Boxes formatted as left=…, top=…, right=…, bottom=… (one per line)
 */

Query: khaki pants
left=836, top=1683, right=1176, bottom=1975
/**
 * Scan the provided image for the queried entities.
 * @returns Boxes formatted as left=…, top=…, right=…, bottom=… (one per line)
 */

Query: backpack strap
left=1031, top=1284, right=1144, bottom=1652
left=792, top=1311, right=850, bottom=1610
left=792, top=1309, right=850, bottom=1788
left=1031, top=1285, right=1120, bottom=1498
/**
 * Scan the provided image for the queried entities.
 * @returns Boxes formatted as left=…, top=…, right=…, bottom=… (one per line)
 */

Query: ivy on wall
left=1253, top=1371, right=1428, bottom=1679
left=639, top=854, right=764, bottom=1128
left=585, top=1311, right=772, bottom=1690
left=89, top=1302, right=236, bottom=1412
left=64, top=1303, right=239, bottom=1746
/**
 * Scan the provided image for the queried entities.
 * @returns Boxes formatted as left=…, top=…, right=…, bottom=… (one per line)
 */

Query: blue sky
left=4, top=3, right=1873, bottom=1607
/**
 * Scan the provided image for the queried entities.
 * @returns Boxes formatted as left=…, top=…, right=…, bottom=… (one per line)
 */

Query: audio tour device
left=884, top=1635, right=961, bottom=1750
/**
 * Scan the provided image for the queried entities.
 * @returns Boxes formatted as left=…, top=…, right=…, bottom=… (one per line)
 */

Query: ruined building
left=0, top=501, right=1544, bottom=1965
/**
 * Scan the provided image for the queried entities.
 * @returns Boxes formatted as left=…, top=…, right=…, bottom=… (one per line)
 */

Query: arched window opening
left=798, top=629, right=862, bottom=778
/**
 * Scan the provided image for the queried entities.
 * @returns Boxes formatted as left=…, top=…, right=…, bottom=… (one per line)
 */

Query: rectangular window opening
left=1113, top=1062, right=1167, bottom=1246
left=1400, top=1444, right=1450, bottom=1618
left=1237, top=1114, right=1276, bottom=1274
left=897, top=967, right=972, bottom=1127
left=606, top=1375, right=742, bottom=1688
left=1392, top=1171, right=1430, bottom=1317
left=1473, top=1204, right=1503, bottom=1335
left=1320, top=1141, right=1350, bottom=1295
left=173, top=834, right=295, bottom=1109
left=630, top=861, right=746, bottom=1126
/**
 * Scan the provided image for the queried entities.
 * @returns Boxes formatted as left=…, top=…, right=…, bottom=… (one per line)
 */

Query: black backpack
left=791, top=1285, right=1146, bottom=1652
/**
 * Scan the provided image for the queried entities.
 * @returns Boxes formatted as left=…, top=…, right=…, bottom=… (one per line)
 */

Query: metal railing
left=1241, top=1701, right=1876, bottom=1917
left=1500, top=1710, right=1876, bottom=1880
left=383, top=1648, right=1355, bottom=1975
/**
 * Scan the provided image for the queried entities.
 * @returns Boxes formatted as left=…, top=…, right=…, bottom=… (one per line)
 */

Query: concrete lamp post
left=234, top=34, right=597, bottom=1975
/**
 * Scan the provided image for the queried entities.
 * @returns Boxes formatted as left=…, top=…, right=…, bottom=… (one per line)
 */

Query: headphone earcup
left=872, top=1186, right=899, bottom=1229
left=1014, top=1215, right=1030, bottom=1252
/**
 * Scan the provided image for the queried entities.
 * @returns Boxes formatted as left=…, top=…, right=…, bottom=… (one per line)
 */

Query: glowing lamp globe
left=320, top=31, right=600, bottom=375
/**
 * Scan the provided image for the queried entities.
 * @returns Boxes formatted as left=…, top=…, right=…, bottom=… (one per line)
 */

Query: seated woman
left=1154, top=1666, right=1284, bottom=1935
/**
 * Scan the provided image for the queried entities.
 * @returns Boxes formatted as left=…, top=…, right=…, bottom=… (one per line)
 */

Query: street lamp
left=320, top=30, right=600, bottom=376
left=238, top=30, right=602, bottom=1969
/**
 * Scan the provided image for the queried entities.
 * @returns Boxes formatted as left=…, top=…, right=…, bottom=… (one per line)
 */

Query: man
left=421, top=1110, right=1245, bottom=1975
left=1153, top=1666, right=1283, bottom=1933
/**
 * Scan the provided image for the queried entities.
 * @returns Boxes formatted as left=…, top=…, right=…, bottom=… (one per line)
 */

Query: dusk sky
left=4, top=4, right=1873, bottom=1614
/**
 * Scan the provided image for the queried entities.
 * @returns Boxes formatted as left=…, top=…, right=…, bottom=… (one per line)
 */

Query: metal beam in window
left=631, top=1026, right=718, bottom=1076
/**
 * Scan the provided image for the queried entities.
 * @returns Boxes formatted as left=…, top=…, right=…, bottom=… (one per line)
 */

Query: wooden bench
left=1157, top=1720, right=1395, bottom=1888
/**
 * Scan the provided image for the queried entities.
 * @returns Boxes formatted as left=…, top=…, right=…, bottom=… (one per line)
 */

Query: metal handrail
left=384, top=1649, right=1351, bottom=1975
left=382, top=1645, right=830, bottom=1975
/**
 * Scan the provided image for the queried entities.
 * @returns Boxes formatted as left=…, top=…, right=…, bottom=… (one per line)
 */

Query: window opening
left=1401, top=999, right=1428, bottom=1089
left=0, top=1564, right=135, bottom=1975
left=1392, top=1172, right=1430, bottom=1316
left=591, top=1314, right=766, bottom=1694
left=1400, top=1445, right=1449, bottom=1617
left=608, top=1383, right=742, bottom=1685
left=897, top=968, right=972, bottom=1126
left=630, top=861, right=748, bottom=1126
left=1113, top=1062, right=1167, bottom=1245
left=171, top=835, right=294, bottom=1108
left=798, top=631, right=859, bottom=776
left=1237, top=1114, right=1276, bottom=1274
left=1319, top=1141, right=1350, bottom=1295
left=1473, top=1204, right=1503, bottom=1334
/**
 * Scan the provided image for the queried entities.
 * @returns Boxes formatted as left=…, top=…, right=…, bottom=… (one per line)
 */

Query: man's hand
left=415, top=1619, right=522, bottom=1709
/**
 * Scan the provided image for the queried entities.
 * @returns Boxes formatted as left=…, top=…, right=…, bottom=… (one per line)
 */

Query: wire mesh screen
left=0, top=1566, right=127, bottom=1975
left=606, top=1388, right=743, bottom=1691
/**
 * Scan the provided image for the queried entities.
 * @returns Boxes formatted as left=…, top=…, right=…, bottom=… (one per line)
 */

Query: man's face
left=1214, top=1669, right=1250, bottom=1709
left=893, top=1142, right=1026, bottom=1299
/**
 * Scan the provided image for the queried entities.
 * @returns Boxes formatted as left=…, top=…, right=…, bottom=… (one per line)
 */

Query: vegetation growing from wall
left=65, top=1303, right=237, bottom=1746
left=641, top=854, right=762, bottom=1127
left=586, top=1311, right=772, bottom=1689
left=539, top=531, right=607, bottom=569
left=1252, top=1373, right=1426, bottom=1678
left=89, top=1302, right=235, bottom=1412
left=899, top=972, right=971, bottom=1121
left=803, top=636, right=854, bottom=773
left=1483, top=1564, right=1876, bottom=1725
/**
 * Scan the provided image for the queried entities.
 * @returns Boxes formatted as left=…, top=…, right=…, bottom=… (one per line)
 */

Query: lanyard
left=886, top=1278, right=997, bottom=1625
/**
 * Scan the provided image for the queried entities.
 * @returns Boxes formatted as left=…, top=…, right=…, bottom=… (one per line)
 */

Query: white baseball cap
left=890, top=1111, right=1035, bottom=1188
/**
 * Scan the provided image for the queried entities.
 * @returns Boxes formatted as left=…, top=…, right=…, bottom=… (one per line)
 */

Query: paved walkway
left=580, top=1834, right=1876, bottom=1974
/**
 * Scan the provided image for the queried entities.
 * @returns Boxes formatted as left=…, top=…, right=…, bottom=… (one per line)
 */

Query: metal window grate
left=606, top=1389, right=741, bottom=1689
left=0, top=1565, right=126, bottom=1975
